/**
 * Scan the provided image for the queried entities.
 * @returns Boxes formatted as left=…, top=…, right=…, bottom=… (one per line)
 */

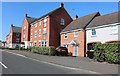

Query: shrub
left=31, top=46, right=56, bottom=56
left=93, top=43, right=120, bottom=64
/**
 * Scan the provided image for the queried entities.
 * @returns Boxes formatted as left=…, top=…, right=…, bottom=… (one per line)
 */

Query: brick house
left=86, top=12, right=120, bottom=51
left=6, top=24, right=21, bottom=48
left=30, top=3, right=73, bottom=47
left=21, top=14, right=36, bottom=48
left=60, top=12, right=100, bottom=57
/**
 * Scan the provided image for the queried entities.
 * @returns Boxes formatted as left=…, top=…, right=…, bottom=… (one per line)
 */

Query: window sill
left=91, top=35, right=97, bottom=37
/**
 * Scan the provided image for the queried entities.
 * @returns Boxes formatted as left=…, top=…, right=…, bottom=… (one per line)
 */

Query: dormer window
left=61, top=18, right=65, bottom=25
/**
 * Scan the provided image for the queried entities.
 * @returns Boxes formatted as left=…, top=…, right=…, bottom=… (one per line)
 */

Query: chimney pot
left=60, top=2, right=64, bottom=7
left=74, top=15, right=78, bottom=20
left=25, top=14, right=27, bottom=17
left=11, top=24, right=13, bottom=27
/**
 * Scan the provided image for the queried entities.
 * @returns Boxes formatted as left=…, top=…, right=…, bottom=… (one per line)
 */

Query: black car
left=55, top=46, right=68, bottom=56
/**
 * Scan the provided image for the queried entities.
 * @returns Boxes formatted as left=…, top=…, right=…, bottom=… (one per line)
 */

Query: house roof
left=87, top=12, right=119, bottom=28
left=26, top=16, right=37, bottom=24
left=11, top=25, right=21, bottom=33
left=31, top=7, right=63, bottom=24
left=61, top=12, right=100, bottom=33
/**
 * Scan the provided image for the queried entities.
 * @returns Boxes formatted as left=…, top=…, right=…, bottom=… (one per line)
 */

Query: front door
left=73, top=46, right=78, bottom=56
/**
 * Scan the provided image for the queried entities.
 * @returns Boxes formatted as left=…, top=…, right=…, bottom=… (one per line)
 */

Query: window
left=64, top=33, right=68, bottom=39
left=34, top=42, right=36, bottom=46
left=16, top=38, right=19, bottom=42
left=39, top=21, right=42, bottom=26
left=16, top=33, right=19, bottom=36
left=35, top=23, right=38, bottom=27
left=43, top=17, right=47, bottom=27
left=43, top=28, right=47, bottom=39
left=74, top=31, right=78, bottom=37
left=38, top=41, right=41, bottom=46
left=111, top=25, right=118, bottom=34
left=42, top=41, right=47, bottom=46
left=39, top=29, right=41, bottom=37
left=91, top=29, right=96, bottom=35
left=23, top=29, right=26, bottom=34
left=61, top=18, right=65, bottom=25
left=34, top=31, right=37, bottom=38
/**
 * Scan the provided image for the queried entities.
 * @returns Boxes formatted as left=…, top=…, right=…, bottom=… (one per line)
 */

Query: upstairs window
left=43, top=17, right=47, bottom=27
left=16, top=38, right=20, bottom=42
left=39, top=29, right=41, bottom=37
left=91, top=28, right=96, bottom=36
left=74, top=31, right=78, bottom=37
left=43, top=28, right=47, bottom=39
left=23, top=29, right=26, bottom=34
left=111, top=25, right=118, bottom=34
left=35, top=23, right=38, bottom=27
left=61, top=18, right=65, bottom=25
left=39, top=21, right=42, bottom=26
left=16, top=33, right=19, bottom=36
left=64, top=33, right=68, bottom=39
left=34, top=31, right=37, bottom=38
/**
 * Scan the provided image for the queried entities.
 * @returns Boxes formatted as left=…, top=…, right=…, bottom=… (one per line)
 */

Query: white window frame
left=61, top=18, right=65, bottom=25
left=111, top=25, right=118, bottom=34
left=34, top=31, right=37, bottom=38
left=39, top=29, right=41, bottom=37
left=91, top=28, right=96, bottom=36
left=39, top=21, right=42, bottom=26
left=64, top=33, right=68, bottom=39
left=16, top=38, right=20, bottom=42
left=42, top=41, right=47, bottom=46
left=74, top=31, right=78, bottom=37
left=43, top=17, right=47, bottom=27
left=35, top=23, right=38, bottom=27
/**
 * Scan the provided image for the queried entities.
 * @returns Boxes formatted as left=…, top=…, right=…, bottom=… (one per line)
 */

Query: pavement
left=0, top=49, right=119, bottom=75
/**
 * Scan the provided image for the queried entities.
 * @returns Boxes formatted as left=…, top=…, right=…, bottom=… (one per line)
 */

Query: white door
left=73, top=46, right=78, bottom=56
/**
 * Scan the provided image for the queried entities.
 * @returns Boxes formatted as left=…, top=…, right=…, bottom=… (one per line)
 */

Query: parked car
left=55, top=46, right=68, bottom=56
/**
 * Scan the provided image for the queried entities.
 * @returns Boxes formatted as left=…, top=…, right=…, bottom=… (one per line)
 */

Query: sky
left=1, top=2, right=118, bottom=41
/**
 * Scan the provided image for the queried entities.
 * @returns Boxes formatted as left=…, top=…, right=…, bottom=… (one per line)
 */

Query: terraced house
left=30, top=3, right=72, bottom=47
left=60, top=12, right=100, bottom=57
left=6, top=24, right=21, bottom=48
left=86, top=12, right=120, bottom=51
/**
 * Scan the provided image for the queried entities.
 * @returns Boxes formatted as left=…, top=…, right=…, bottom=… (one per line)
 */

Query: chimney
left=60, top=2, right=64, bottom=7
left=11, top=24, right=13, bottom=27
left=74, top=15, right=78, bottom=20
left=25, top=14, right=27, bottom=17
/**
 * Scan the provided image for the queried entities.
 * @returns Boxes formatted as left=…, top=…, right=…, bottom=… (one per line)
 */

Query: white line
left=5, top=51, right=26, bottom=58
left=0, top=61, right=7, bottom=69
left=4, top=51, right=101, bottom=74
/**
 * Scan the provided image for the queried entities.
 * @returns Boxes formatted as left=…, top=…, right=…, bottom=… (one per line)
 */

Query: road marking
left=0, top=61, right=7, bottom=69
left=4, top=51, right=101, bottom=74
left=5, top=51, right=26, bottom=58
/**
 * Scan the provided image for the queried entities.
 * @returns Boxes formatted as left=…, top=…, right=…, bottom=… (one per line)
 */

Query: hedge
left=93, top=43, right=120, bottom=64
left=31, top=46, right=56, bottom=56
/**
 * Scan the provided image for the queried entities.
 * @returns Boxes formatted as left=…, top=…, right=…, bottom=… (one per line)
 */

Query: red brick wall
left=49, top=7, right=73, bottom=47
left=30, top=7, right=72, bottom=47
left=30, top=17, right=50, bottom=46
left=61, top=30, right=86, bottom=57
left=21, top=17, right=30, bottom=42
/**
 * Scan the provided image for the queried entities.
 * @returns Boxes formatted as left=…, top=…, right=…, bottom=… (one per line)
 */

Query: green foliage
left=94, top=43, right=120, bottom=64
left=31, top=46, right=56, bottom=56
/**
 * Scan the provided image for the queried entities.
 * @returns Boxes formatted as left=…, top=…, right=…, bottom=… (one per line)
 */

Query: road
left=1, top=51, right=93, bottom=74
